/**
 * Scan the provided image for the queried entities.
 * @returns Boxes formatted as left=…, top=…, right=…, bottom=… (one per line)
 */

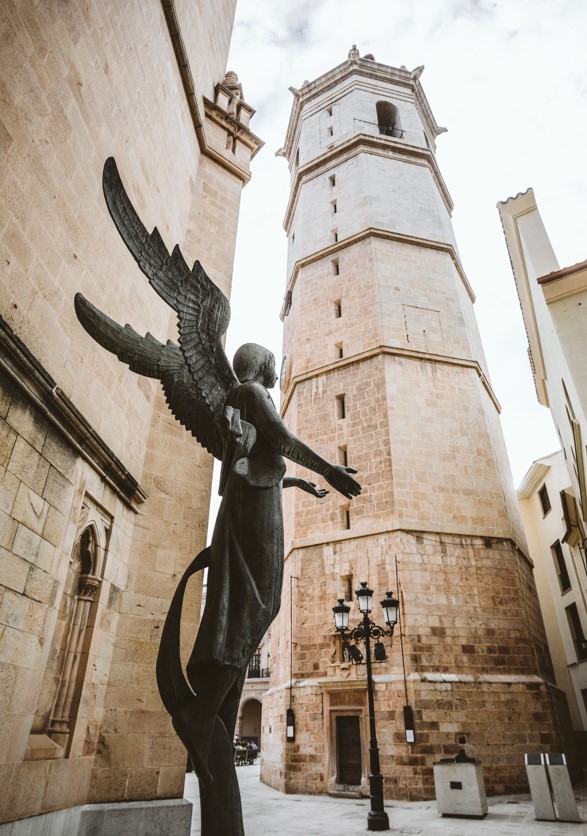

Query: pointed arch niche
left=27, top=496, right=112, bottom=760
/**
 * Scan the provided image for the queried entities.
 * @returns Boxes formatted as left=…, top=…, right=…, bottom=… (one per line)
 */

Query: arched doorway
left=240, top=698, right=262, bottom=746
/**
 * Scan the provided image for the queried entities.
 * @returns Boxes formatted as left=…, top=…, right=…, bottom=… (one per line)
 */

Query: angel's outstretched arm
left=244, top=383, right=361, bottom=499
left=283, top=477, right=328, bottom=498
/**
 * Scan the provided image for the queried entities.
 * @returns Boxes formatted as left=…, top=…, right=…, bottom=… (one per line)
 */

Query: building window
left=538, top=484, right=551, bottom=516
left=338, top=445, right=348, bottom=467
left=331, top=200, right=337, bottom=214
left=326, top=106, right=333, bottom=117
left=47, top=522, right=103, bottom=754
left=336, top=394, right=346, bottom=420
left=295, top=148, right=299, bottom=167
left=292, top=232, right=295, bottom=245
left=335, top=343, right=343, bottom=360
left=376, top=100, right=403, bottom=138
left=248, top=649, right=261, bottom=678
left=552, top=541, right=571, bottom=592
left=565, top=603, right=587, bottom=661
left=340, top=505, right=350, bottom=529
left=334, top=300, right=342, bottom=318
left=283, top=290, right=293, bottom=316
left=332, top=258, right=339, bottom=276
left=332, top=229, right=338, bottom=243
left=341, top=572, right=353, bottom=601
left=329, top=174, right=336, bottom=187
left=327, top=125, right=334, bottom=138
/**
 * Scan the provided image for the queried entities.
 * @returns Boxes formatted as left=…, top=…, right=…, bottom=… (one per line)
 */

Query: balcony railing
left=377, top=124, right=404, bottom=138
left=353, top=118, right=404, bottom=139
left=246, top=665, right=270, bottom=679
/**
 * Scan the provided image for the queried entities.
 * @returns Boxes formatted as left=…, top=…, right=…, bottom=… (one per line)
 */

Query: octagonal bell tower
left=260, top=48, right=570, bottom=800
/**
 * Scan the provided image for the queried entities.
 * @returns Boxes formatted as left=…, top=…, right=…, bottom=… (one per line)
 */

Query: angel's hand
left=298, top=479, right=329, bottom=498
left=283, top=476, right=329, bottom=498
left=325, top=465, right=361, bottom=499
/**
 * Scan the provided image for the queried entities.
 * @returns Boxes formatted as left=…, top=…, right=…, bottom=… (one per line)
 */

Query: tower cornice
left=282, top=525, right=530, bottom=565
left=283, top=133, right=453, bottom=230
left=280, top=227, right=475, bottom=321
left=279, top=344, right=500, bottom=416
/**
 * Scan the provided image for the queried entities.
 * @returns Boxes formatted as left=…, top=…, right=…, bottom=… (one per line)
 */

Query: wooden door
left=335, top=715, right=362, bottom=785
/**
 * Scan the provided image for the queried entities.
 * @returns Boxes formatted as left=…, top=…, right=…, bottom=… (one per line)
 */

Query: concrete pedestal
left=525, top=753, right=556, bottom=821
left=0, top=798, right=192, bottom=836
left=545, top=754, right=581, bottom=823
left=433, top=760, right=488, bottom=818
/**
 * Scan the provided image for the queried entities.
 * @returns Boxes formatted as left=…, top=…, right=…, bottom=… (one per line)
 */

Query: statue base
left=0, top=798, right=192, bottom=835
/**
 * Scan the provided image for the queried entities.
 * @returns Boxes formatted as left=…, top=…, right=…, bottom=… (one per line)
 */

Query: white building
left=518, top=451, right=587, bottom=744
left=500, top=190, right=587, bottom=761
left=499, top=190, right=587, bottom=539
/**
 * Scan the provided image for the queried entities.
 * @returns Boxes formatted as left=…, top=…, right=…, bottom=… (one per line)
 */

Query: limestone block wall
left=281, top=356, right=521, bottom=544
left=288, top=155, right=456, bottom=270
left=262, top=677, right=566, bottom=799
left=261, top=529, right=567, bottom=799
left=0, top=0, right=212, bottom=473
left=0, top=368, right=136, bottom=819
left=284, top=242, right=485, bottom=378
left=0, top=0, right=260, bottom=825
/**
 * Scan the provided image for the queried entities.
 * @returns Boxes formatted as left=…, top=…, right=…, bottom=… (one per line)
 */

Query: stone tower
left=260, top=49, right=570, bottom=800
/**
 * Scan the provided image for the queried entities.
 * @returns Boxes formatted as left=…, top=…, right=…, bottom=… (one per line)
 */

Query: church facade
left=260, top=48, right=572, bottom=800
left=0, top=2, right=260, bottom=831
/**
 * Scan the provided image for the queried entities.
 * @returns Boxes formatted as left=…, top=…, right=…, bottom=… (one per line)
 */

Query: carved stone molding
left=0, top=315, right=146, bottom=510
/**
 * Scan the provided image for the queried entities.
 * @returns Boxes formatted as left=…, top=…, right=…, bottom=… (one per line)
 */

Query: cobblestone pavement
left=185, top=764, right=587, bottom=835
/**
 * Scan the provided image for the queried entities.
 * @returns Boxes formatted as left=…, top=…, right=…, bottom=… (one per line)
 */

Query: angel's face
left=263, top=354, right=278, bottom=389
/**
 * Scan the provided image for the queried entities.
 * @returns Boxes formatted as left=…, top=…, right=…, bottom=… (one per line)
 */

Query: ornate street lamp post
left=332, top=582, right=399, bottom=832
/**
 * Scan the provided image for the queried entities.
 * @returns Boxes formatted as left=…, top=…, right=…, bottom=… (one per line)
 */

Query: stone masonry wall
left=261, top=529, right=566, bottom=799
left=0, top=0, right=251, bottom=824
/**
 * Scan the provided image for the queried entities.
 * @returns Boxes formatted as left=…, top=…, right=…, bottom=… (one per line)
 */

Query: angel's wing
left=102, top=156, right=238, bottom=420
left=74, top=293, right=225, bottom=461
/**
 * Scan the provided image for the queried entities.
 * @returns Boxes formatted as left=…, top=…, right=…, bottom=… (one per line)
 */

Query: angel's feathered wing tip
left=74, top=291, right=90, bottom=320
left=102, top=156, right=118, bottom=185
left=74, top=292, right=113, bottom=346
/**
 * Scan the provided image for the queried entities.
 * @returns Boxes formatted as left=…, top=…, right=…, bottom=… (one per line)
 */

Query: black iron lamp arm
left=338, top=618, right=395, bottom=643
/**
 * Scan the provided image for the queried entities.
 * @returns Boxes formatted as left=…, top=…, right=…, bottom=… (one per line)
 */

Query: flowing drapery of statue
left=74, top=158, right=361, bottom=835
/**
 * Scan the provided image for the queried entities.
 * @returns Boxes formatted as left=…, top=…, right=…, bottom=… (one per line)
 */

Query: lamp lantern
left=355, top=581, right=374, bottom=614
left=332, top=598, right=350, bottom=632
left=374, top=641, right=387, bottom=662
left=380, top=591, right=399, bottom=630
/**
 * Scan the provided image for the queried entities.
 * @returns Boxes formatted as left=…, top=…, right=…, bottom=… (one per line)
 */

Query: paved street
left=185, top=764, right=587, bottom=835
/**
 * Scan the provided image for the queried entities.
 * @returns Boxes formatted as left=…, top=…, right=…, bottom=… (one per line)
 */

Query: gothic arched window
left=47, top=524, right=101, bottom=752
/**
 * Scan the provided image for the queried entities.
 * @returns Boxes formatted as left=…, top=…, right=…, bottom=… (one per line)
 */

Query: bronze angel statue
left=75, top=158, right=361, bottom=835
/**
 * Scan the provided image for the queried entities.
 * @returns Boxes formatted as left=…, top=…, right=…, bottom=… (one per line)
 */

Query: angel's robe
left=188, top=381, right=286, bottom=674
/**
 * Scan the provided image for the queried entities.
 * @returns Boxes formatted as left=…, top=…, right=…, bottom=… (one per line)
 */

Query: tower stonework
left=260, top=51, right=569, bottom=800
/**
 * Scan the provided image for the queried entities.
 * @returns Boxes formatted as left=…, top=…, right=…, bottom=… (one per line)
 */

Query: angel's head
left=233, top=343, right=277, bottom=389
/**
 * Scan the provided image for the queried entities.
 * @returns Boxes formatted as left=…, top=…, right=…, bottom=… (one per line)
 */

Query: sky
left=221, top=0, right=587, bottom=489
